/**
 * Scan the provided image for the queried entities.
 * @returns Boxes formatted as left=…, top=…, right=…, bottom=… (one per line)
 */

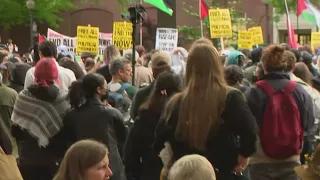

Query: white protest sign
left=47, top=28, right=113, bottom=55
left=47, top=28, right=77, bottom=54
left=155, top=28, right=178, bottom=53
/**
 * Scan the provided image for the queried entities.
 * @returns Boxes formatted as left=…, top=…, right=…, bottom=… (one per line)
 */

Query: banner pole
left=199, top=0, right=204, bottom=37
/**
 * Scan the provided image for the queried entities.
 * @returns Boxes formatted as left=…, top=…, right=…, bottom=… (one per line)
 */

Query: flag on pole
left=284, top=0, right=298, bottom=48
left=144, top=0, right=173, bottom=16
left=38, top=34, right=46, bottom=43
left=297, top=0, right=320, bottom=29
left=200, top=0, right=209, bottom=20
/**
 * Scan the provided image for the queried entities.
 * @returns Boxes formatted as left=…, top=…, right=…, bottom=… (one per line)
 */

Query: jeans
left=249, top=162, right=299, bottom=180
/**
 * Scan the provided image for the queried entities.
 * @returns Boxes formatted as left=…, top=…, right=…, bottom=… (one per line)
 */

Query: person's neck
left=111, top=76, right=122, bottom=83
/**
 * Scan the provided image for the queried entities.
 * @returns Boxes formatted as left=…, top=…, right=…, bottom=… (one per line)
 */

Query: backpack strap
left=256, top=80, right=275, bottom=96
left=283, top=81, right=297, bottom=94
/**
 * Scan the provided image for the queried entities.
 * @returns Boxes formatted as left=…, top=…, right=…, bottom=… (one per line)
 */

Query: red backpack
left=256, top=80, right=303, bottom=159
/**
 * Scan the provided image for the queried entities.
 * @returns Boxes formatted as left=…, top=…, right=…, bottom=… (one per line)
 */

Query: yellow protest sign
left=209, top=9, right=232, bottom=38
left=76, top=26, right=99, bottom=54
left=112, top=22, right=133, bottom=50
left=311, top=32, right=320, bottom=50
left=238, top=31, right=252, bottom=49
left=248, top=27, right=264, bottom=45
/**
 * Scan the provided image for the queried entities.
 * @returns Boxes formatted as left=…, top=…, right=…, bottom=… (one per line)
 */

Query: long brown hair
left=164, top=43, right=229, bottom=150
left=53, top=140, right=108, bottom=180
left=294, top=62, right=312, bottom=85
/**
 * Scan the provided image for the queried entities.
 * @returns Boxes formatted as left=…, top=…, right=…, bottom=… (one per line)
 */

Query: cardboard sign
left=155, top=28, right=178, bottom=53
left=311, top=32, right=320, bottom=50
left=76, top=26, right=99, bottom=54
left=238, top=31, right=252, bottom=49
left=248, top=27, right=264, bottom=45
left=209, top=9, right=233, bottom=38
left=112, top=22, right=133, bottom=50
left=47, top=28, right=112, bottom=56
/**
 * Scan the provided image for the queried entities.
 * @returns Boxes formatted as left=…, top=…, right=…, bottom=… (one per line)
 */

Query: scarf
left=11, top=89, right=69, bottom=147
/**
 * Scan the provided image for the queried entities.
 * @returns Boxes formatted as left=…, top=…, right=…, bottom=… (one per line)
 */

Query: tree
left=267, top=0, right=320, bottom=14
left=0, top=0, right=131, bottom=29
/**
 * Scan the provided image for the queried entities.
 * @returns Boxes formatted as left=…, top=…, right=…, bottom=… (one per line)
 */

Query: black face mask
left=100, top=91, right=109, bottom=102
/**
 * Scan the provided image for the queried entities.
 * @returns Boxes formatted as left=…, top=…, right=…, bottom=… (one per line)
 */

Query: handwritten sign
left=311, top=32, right=320, bottom=50
left=238, top=31, right=252, bottom=49
left=248, top=27, right=264, bottom=45
left=155, top=28, right=178, bottom=53
left=209, top=9, right=232, bottom=38
left=112, top=22, right=133, bottom=50
left=76, top=26, right=99, bottom=54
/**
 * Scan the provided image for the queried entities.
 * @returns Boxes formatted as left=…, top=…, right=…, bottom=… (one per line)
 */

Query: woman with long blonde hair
left=154, top=42, right=258, bottom=180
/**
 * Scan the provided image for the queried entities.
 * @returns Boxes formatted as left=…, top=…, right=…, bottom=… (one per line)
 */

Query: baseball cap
left=34, top=58, right=59, bottom=87
left=151, top=51, right=171, bottom=69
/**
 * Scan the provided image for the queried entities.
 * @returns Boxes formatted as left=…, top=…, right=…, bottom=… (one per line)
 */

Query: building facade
left=1, top=0, right=277, bottom=53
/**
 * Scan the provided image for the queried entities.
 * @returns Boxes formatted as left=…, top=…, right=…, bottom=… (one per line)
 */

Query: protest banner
left=248, top=27, right=264, bottom=45
left=76, top=26, right=99, bottom=54
left=155, top=28, right=178, bottom=53
left=112, top=22, right=133, bottom=50
left=209, top=9, right=232, bottom=38
left=311, top=32, right=320, bottom=50
left=47, top=28, right=77, bottom=54
left=238, top=31, right=252, bottom=49
left=47, top=28, right=112, bottom=56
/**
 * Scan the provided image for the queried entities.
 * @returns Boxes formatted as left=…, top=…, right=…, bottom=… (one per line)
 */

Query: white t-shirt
left=24, top=60, right=76, bottom=90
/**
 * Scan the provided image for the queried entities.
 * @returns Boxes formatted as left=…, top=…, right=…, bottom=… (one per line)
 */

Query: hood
left=12, top=63, right=32, bottom=86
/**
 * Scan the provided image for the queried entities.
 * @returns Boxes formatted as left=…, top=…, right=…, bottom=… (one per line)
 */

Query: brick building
left=0, top=0, right=276, bottom=53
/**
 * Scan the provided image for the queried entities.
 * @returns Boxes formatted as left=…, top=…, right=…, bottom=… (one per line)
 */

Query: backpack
left=256, top=80, right=303, bottom=159
left=107, top=83, right=132, bottom=120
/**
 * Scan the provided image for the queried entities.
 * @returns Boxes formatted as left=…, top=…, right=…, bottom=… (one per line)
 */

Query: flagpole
left=199, top=0, right=204, bottom=37
left=140, top=0, right=143, bottom=45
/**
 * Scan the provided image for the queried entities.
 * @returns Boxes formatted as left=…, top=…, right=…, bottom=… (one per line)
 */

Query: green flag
left=144, top=0, right=173, bottom=16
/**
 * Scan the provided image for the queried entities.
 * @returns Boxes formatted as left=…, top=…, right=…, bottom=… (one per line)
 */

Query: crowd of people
left=1, top=38, right=320, bottom=180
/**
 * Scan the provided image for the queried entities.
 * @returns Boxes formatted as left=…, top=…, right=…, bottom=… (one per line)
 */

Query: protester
left=285, top=51, right=320, bottom=164
left=124, top=71, right=182, bottom=180
left=108, top=57, right=136, bottom=120
left=58, top=57, right=85, bottom=80
left=135, top=45, right=146, bottom=58
left=244, top=47, right=263, bottom=83
left=11, top=58, right=70, bottom=180
left=130, top=51, right=172, bottom=119
left=0, top=49, right=9, bottom=64
left=96, top=45, right=121, bottom=83
left=7, top=39, right=18, bottom=53
left=301, top=51, right=319, bottom=77
left=53, top=140, right=113, bottom=180
left=9, top=63, right=32, bottom=93
left=123, top=49, right=153, bottom=87
left=24, top=40, right=76, bottom=90
left=154, top=42, right=258, bottom=180
left=224, top=64, right=248, bottom=93
left=0, top=67, right=18, bottom=157
left=167, top=155, right=216, bottom=180
left=246, top=45, right=315, bottom=180
left=58, top=73, right=127, bottom=180
left=225, top=50, right=246, bottom=67
left=294, top=62, right=313, bottom=85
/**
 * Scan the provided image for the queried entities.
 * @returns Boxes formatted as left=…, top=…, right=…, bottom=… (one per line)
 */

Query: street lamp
left=261, top=0, right=270, bottom=44
left=26, top=0, right=35, bottom=47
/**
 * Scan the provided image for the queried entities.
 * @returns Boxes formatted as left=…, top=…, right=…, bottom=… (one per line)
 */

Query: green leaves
left=0, top=0, right=130, bottom=29
left=267, top=0, right=320, bottom=14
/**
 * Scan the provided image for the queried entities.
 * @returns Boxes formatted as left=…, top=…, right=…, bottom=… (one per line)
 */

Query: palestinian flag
left=284, top=0, right=298, bottom=48
left=297, top=0, right=320, bottom=29
left=200, top=0, right=209, bottom=20
left=144, top=0, right=173, bottom=16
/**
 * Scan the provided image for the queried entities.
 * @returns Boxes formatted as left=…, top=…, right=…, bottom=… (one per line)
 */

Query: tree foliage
left=0, top=0, right=132, bottom=29
left=267, top=0, right=320, bottom=14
